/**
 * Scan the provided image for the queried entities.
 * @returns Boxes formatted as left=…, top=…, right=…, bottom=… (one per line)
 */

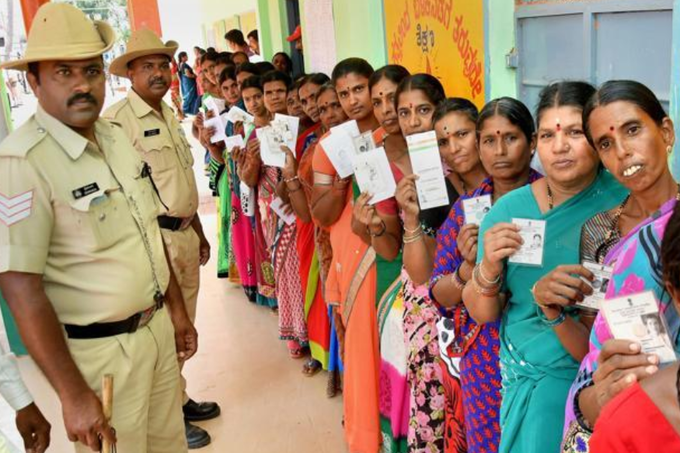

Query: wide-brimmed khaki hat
left=0, top=3, right=115, bottom=71
left=109, top=28, right=178, bottom=78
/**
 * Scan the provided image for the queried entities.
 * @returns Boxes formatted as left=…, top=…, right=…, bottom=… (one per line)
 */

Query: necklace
left=547, top=182, right=554, bottom=210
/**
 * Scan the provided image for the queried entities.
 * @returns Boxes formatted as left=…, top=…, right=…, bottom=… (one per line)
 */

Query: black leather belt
left=158, top=215, right=184, bottom=231
left=64, top=305, right=158, bottom=339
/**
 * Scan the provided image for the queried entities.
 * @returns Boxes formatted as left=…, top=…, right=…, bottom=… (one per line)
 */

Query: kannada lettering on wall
left=384, top=0, right=485, bottom=108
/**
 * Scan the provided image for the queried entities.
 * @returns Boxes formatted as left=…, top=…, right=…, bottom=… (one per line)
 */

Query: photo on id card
left=509, top=218, right=546, bottom=266
left=576, top=262, right=614, bottom=312
left=602, top=290, right=677, bottom=364
left=462, top=195, right=492, bottom=225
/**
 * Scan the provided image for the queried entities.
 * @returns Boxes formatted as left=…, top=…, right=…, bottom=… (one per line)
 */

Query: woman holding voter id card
left=586, top=200, right=680, bottom=452
left=562, top=81, right=680, bottom=452
left=429, top=96, right=542, bottom=453
left=461, top=81, right=627, bottom=453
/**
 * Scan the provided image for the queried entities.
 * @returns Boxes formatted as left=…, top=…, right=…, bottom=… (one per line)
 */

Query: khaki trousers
left=161, top=227, right=200, bottom=404
left=68, top=308, right=187, bottom=453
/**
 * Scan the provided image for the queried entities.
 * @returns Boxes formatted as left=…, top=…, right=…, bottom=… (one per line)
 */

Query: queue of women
left=192, top=49, right=680, bottom=453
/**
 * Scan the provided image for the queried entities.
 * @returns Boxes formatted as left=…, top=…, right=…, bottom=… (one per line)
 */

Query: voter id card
left=577, top=262, right=613, bottom=312
left=509, top=218, right=546, bottom=266
left=462, top=195, right=492, bottom=225
left=602, top=291, right=677, bottom=364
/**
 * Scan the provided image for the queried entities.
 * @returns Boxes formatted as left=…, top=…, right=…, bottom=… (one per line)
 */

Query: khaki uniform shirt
left=104, top=90, right=198, bottom=220
left=0, top=106, right=170, bottom=325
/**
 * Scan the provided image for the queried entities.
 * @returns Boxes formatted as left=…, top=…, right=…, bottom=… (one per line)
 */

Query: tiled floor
left=0, top=103, right=347, bottom=452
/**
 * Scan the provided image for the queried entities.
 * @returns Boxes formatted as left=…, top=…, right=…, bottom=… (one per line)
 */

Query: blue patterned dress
left=429, top=172, right=542, bottom=453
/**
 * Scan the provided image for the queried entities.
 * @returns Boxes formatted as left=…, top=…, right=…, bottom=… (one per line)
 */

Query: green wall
left=257, top=0, right=290, bottom=61
left=332, top=0, right=388, bottom=67
left=486, top=0, right=517, bottom=100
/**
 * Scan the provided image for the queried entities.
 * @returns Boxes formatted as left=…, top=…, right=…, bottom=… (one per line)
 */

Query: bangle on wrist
left=471, top=264, right=502, bottom=296
left=451, top=267, right=467, bottom=291
left=367, top=220, right=386, bottom=238
left=536, top=304, right=566, bottom=327
left=404, top=224, right=422, bottom=235
left=479, top=261, right=501, bottom=285
left=403, top=231, right=423, bottom=244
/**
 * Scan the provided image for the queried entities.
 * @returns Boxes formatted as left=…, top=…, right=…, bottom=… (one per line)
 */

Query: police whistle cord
left=100, top=374, right=117, bottom=453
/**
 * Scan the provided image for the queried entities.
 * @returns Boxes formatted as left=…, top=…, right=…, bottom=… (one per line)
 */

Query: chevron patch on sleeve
left=0, top=191, right=34, bottom=226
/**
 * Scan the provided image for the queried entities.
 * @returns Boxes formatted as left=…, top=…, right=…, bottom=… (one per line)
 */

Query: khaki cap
left=109, top=28, right=178, bottom=78
left=0, top=3, right=115, bottom=71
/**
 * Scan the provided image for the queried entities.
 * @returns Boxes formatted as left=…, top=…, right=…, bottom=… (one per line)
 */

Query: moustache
left=149, top=78, right=168, bottom=88
left=67, top=93, right=97, bottom=107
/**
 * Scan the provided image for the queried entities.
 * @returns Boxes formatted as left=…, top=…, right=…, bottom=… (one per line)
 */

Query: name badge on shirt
left=72, top=183, right=100, bottom=200
left=144, top=129, right=161, bottom=137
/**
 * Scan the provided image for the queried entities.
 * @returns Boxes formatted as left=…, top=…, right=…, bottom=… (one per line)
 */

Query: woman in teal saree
left=462, top=83, right=628, bottom=453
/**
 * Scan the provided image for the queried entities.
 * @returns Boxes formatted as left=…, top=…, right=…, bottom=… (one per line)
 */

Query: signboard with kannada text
left=384, top=0, right=485, bottom=108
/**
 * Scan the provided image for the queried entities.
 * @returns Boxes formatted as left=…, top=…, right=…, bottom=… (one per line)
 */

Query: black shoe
left=185, top=420, right=211, bottom=449
left=183, top=398, right=221, bottom=421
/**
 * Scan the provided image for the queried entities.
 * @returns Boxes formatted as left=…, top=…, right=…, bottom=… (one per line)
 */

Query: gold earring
left=667, top=145, right=673, bottom=155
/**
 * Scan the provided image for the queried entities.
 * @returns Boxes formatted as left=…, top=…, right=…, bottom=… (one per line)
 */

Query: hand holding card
left=602, top=291, right=676, bottom=364
left=509, top=218, right=546, bottom=266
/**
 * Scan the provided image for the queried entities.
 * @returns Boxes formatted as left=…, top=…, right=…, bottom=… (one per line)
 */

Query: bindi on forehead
left=610, top=126, right=615, bottom=132
left=496, top=130, right=501, bottom=135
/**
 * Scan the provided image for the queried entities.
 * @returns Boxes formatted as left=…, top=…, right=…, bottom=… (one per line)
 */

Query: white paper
left=239, top=181, right=255, bottom=217
left=320, top=129, right=356, bottom=178
left=462, top=195, right=492, bottom=225
left=203, top=114, right=229, bottom=144
left=203, top=96, right=226, bottom=117
left=352, top=147, right=397, bottom=204
left=224, top=135, right=245, bottom=152
left=256, top=128, right=285, bottom=168
left=226, top=105, right=254, bottom=124
left=509, top=218, right=546, bottom=266
left=273, top=113, right=300, bottom=150
left=270, top=197, right=296, bottom=225
left=577, top=262, right=614, bottom=311
left=602, top=291, right=677, bottom=364
left=353, top=131, right=376, bottom=154
left=331, top=120, right=361, bottom=139
left=406, top=131, right=450, bottom=210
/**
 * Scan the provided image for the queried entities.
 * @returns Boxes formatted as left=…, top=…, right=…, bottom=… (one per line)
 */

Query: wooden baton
left=101, top=374, right=114, bottom=453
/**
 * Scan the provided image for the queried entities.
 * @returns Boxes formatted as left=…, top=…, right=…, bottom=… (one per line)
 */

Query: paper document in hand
left=204, top=114, right=228, bottom=143
left=226, top=106, right=255, bottom=124
left=203, top=96, right=226, bottom=117
left=462, top=195, right=492, bottom=225
left=602, top=290, right=677, bottom=364
left=256, top=127, right=286, bottom=168
left=509, top=218, right=546, bottom=266
left=224, top=135, right=245, bottom=152
left=406, top=131, right=449, bottom=210
left=270, top=197, right=296, bottom=225
left=577, top=262, right=614, bottom=312
left=320, top=129, right=356, bottom=178
left=353, top=147, right=397, bottom=204
left=331, top=120, right=361, bottom=139
left=353, top=131, right=376, bottom=154
left=273, top=114, right=300, bottom=150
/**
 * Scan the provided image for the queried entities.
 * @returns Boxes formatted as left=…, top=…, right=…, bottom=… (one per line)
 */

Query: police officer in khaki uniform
left=0, top=4, right=196, bottom=452
left=104, top=29, right=219, bottom=449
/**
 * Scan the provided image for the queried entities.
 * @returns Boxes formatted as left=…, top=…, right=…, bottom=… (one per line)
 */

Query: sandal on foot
left=302, top=359, right=322, bottom=377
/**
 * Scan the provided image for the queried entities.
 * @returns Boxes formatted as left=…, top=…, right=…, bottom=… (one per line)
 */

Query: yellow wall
left=196, top=0, right=259, bottom=50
